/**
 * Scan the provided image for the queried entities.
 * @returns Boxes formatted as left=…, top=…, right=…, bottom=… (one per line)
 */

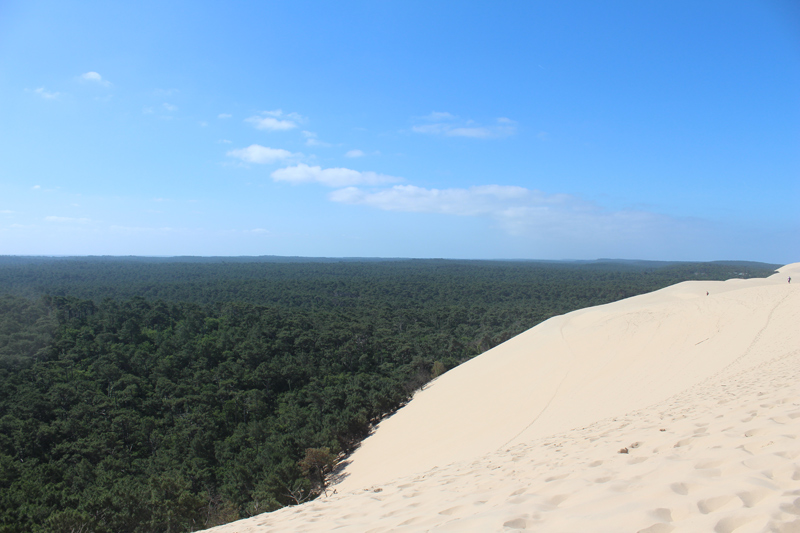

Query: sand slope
left=205, top=263, right=800, bottom=532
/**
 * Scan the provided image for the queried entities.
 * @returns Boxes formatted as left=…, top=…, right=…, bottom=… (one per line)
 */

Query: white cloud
left=218, top=113, right=232, bottom=119
left=32, top=185, right=41, bottom=190
left=44, top=216, right=91, bottom=224
left=227, top=144, right=299, bottom=164
left=34, top=87, right=60, bottom=99
left=109, top=225, right=181, bottom=233
left=329, top=183, right=675, bottom=244
left=247, top=116, right=296, bottom=131
left=249, top=228, right=269, bottom=234
left=329, top=184, right=532, bottom=216
left=446, top=127, right=497, bottom=139
left=271, top=163, right=402, bottom=187
left=345, top=149, right=365, bottom=158
left=218, top=139, right=232, bottom=144
left=421, top=111, right=457, bottom=121
left=81, top=71, right=111, bottom=86
left=411, top=115, right=516, bottom=139
left=301, top=131, right=331, bottom=147
left=245, top=109, right=305, bottom=131
left=411, top=124, right=446, bottom=135
left=264, top=109, right=304, bottom=120
left=163, top=103, right=177, bottom=112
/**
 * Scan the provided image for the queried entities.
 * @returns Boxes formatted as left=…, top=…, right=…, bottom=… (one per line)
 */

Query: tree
left=297, top=447, right=337, bottom=498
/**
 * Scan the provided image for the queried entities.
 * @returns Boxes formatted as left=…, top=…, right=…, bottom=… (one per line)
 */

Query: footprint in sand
left=650, top=507, right=688, bottom=522
left=780, top=497, right=800, bottom=515
left=509, top=493, right=536, bottom=505
left=742, top=454, right=784, bottom=470
left=380, top=508, right=405, bottom=518
left=737, top=488, right=771, bottom=507
left=697, top=494, right=738, bottom=514
left=714, top=514, right=757, bottom=533
left=502, top=516, right=537, bottom=529
left=775, top=450, right=800, bottom=461
left=396, top=516, right=429, bottom=526
left=763, top=464, right=798, bottom=481
left=671, top=482, right=699, bottom=496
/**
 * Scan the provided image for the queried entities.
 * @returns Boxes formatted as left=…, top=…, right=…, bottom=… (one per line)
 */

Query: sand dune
left=205, top=263, right=800, bottom=532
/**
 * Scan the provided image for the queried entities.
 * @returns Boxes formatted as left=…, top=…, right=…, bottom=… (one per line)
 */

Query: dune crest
left=205, top=263, right=800, bottom=532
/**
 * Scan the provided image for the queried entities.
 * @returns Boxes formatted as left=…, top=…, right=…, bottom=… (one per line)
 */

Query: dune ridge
left=206, top=263, right=799, bottom=532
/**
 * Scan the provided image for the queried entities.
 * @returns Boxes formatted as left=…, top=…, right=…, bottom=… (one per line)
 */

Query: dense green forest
left=0, top=257, right=779, bottom=532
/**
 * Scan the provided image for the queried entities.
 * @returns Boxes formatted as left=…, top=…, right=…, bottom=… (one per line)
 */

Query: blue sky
left=1, top=1, right=798, bottom=262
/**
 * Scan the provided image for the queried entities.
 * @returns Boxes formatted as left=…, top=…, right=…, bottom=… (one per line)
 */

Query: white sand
left=205, top=263, right=800, bottom=532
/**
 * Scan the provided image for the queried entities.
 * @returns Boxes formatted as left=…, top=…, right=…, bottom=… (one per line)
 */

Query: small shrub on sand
left=298, top=447, right=338, bottom=497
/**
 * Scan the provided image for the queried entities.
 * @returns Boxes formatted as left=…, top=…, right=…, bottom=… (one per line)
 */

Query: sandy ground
left=205, top=263, right=800, bottom=532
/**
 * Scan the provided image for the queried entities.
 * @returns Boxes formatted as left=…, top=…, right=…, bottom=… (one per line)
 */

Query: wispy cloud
left=271, top=164, right=402, bottom=187
left=329, top=184, right=533, bottom=216
left=227, top=144, right=300, bottom=164
left=344, top=149, right=365, bottom=158
left=80, top=71, right=111, bottom=87
left=422, top=111, right=457, bottom=121
left=246, top=109, right=305, bottom=131
left=109, top=225, right=182, bottom=233
left=44, top=216, right=91, bottom=224
left=411, top=113, right=516, bottom=139
left=302, top=131, right=331, bottom=147
left=163, top=103, right=177, bottom=112
left=329, top=183, right=674, bottom=244
left=218, top=113, right=232, bottom=119
left=34, top=87, right=60, bottom=99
